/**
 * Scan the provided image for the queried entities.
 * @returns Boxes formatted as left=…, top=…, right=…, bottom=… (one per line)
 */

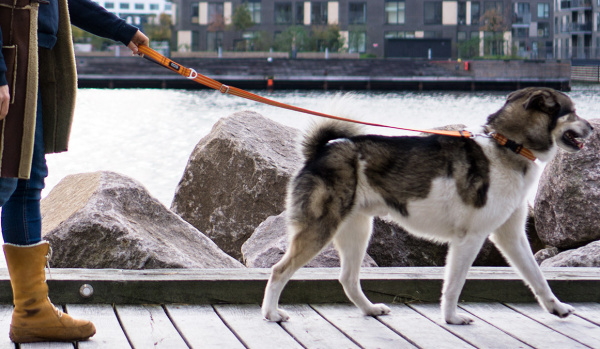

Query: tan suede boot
left=3, top=241, right=96, bottom=343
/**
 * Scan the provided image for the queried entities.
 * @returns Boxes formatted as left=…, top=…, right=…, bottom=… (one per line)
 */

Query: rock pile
left=534, top=118, right=600, bottom=267
left=39, top=112, right=597, bottom=269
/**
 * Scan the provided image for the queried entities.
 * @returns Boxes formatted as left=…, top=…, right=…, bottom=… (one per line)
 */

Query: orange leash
left=137, top=45, right=536, bottom=161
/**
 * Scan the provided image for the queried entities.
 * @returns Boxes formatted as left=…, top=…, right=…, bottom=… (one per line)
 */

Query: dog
left=262, top=87, right=593, bottom=324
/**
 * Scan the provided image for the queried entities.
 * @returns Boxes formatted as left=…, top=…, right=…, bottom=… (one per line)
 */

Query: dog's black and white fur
left=262, top=88, right=593, bottom=324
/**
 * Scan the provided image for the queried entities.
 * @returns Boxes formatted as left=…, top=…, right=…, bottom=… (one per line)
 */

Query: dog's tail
left=301, top=120, right=361, bottom=162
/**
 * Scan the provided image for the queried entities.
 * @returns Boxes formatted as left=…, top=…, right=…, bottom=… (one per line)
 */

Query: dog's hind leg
left=442, top=233, right=488, bottom=325
left=489, top=205, right=574, bottom=319
left=262, top=221, right=336, bottom=322
left=333, top=214, right=391, bottom=317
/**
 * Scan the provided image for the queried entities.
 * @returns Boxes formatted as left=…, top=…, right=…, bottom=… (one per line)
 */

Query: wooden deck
left=0, top=267, right=596, bottom=348
left=0, top=302, right=597, bottom=348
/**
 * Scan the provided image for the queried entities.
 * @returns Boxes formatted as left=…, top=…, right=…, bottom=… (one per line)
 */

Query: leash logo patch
left=169, top=62, right=181, bottom=71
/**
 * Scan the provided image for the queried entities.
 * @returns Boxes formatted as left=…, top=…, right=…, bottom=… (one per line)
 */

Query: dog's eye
left=557, top=107, right=573, bottom=118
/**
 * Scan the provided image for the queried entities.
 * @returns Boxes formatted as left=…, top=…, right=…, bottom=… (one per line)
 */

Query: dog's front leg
left=489, top=206, right=574, bottom=319
left=442, top=233, right=488, bottom=325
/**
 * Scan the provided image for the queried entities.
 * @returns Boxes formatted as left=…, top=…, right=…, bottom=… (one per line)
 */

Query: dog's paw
left=549, top=301, right=575, bottom=319
left=445, top=313, right=474, bottom=325
left=364, top=303, right=391, bottom=317
left=263, top=308, right=290, bottom=322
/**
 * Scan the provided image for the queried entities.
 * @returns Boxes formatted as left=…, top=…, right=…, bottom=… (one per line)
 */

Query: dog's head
left=486, top=87, right=593, bottom=160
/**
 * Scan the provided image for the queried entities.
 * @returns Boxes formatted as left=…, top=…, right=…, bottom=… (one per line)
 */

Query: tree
left=71, top=25, right=113, bottom=51
left=273, top=26, right=309, bottom=52
left=479, top=8, right=509, bottom=57
left=310, top=25, right=344, bottom=52
left=144, top=13, right=172, bottom=42
left=230, top=4, right=254, bottom=32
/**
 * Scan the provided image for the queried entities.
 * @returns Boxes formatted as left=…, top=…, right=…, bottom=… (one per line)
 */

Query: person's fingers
left=0, top=85, right=10, bottom=120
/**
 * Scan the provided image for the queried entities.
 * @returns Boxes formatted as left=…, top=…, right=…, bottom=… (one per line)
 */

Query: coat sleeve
left=0, top=29, right=7, bottom=86
left=67, top=0, right=139, bottom=46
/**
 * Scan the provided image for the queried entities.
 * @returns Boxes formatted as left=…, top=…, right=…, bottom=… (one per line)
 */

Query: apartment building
left=170, top=0, right=598, bottom=59
left=96, top=0, right=173, bottom=26
left=554, top=0, right=600, bottom=59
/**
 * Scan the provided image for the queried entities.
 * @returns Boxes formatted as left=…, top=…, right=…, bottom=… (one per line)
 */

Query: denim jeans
left=0, top=93, right=48, bottom=245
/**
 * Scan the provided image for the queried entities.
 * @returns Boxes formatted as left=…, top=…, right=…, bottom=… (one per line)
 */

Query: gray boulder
left=241, top=212, right=377, bottom=268
left=541, top=241, right=600, bottom=267
left=171, top=111, right=301, bottom=261
left=534, top=247, right=560, bottom=265
left=368, top=217, right=508, bottom=267
left=534, top=118, right=600, bottom=249
left=41, top=171, right=243, bottom=269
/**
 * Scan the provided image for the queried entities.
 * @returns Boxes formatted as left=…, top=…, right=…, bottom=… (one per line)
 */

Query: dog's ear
left=522, top=89, right=560, bottom=115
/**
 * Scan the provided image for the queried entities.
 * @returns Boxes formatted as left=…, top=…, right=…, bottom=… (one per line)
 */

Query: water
left=45, top=84, right=600, bottom=207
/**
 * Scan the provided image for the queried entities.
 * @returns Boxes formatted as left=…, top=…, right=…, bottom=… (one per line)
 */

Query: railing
left=560, top=0, right=592, bottom=9
left=569, top=22, right=593, bottom=32
left=555, top=46, right=600, bottom=59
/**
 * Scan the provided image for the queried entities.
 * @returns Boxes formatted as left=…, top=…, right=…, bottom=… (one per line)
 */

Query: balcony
left=560, top=0, right=592, bottom=10
left=569, top=22, right=593, bottom=33
left=512, top=12, right=531, bottom=28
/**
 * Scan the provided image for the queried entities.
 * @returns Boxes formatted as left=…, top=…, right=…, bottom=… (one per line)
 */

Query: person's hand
left=0, top=84, right=10, bottom=120
left=126, top=30, right=150, bottom=55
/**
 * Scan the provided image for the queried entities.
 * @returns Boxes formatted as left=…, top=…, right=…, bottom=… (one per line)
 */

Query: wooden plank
left=460, top=303, right=588, bottom=349
left=507, top=302, right=600, bottom=348
left=279, top=304, right=360, bottom=349
left=0, top=305, right=15, bottom=349
left=571, top=302, right=600, bottom=325
left=0, top=267, right=590, bottom=305
left=410, top=303, right=533, bottom=349
left=115, top=304, right=188, bottom=348
left=378, top=304, right=474, bottom=349
left=214, top=304, right=303, bottom=349
left=65, top=304, right=130, bottom=348
left=165, top=305, right=244, bottom=349
left=311, top=303, right=416, bottom=349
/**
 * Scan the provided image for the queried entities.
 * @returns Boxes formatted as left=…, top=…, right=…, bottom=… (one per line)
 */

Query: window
left=311, top=2, right=327, bottom=25
left=246, top=0, right=261, bottom=24
left=349, top=2, right=366, bottom=25
left=275, top=2, right=292, bottom=24
left=458, top=2, right=466, bottom=25
left=191, top=2, right=199, bottom=22
left=208, top=3, right=224, bottom=24
left=538, top=22, right=550, bottom=37
left=134, top=3, right=144, bottom=10
left=471, top=1, right=480, bottom=25
left=295, top=2, right=304, bottom=24
left=207, top=31, right=223, bottom=51
left=513, top=27, right=528, bottom=37
left=514, top=3, right=530, bottom=24
left=105, top=2, right=114, bottom=9
left=424, top=1, right=442, bottom=25
left=458, top=31, right=467, bottom=41
left=150, top=3, right=159, bottom=10
left=484, top=1, right=503, bottom=14
left=385, top=31, right=415, bottom=38
left=423, top=31, right=441, bottom=38
left=385, top=1, right=405, bottom=24
left=537, top=3, right=549, bottom=18
left=119, top=2, right=129, bottom=9
left=349, top=31, right=366, bottom=53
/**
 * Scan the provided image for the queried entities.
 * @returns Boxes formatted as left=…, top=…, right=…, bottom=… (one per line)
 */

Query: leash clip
left=471, top=132, right=492, bottom=139
left=187, top=69, right=198, bottom=79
